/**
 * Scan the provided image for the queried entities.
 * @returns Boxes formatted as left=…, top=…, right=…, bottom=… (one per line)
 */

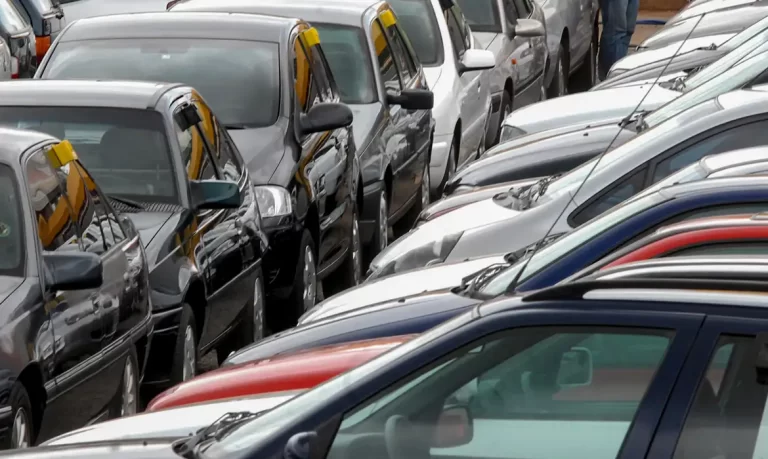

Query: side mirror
left=458, top=49, right=495, bottom=75
left=299, top=102, right=353, bottom=136
left=432, top=405, right=473, bottom=448
left=557, top=346, right=593, bottom=387
left=43, top=252, right=103, bottom=291
left=386, top=89, right=434, bottom=110
left=190, top=180, right=242, bottom=210
left=512, top=18, right=545, bottom=38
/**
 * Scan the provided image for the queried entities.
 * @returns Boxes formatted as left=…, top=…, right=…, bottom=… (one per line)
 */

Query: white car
left=389, top=0, right=494, bottom=196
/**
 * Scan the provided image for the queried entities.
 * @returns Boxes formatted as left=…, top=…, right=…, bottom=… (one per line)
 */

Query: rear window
left=315, top=23, right=377, bottom=104
left=388, top=0, right=444, bottom=66
left=0, top=106, right=179, bottom=204
left=42, top=38, right=280, bottom=128
left=0, top=164, right=24, bottom=276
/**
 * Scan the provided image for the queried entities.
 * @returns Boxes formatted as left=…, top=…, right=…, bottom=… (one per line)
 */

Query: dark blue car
left=225, top=176, right=768, bottom=365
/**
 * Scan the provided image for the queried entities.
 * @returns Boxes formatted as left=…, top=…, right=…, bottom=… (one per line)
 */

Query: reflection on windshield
left=205, top=312, right=476, bottom=457
left=315, top=24, right=377, bottom=104
left=388, top=0, right=443, bottom=66
left=479, top=193, right=668, bottom=296
left=0, top=164, right=23, bottom=276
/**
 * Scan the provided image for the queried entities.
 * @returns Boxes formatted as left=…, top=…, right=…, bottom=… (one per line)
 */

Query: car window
left=382, top=17, right=417, bottom=83
left=665, top=242, right=768, bottom=257
left=314, top=23, right=378, bottom=104
left=215, top=122, right=244, bottom=182
left=502, top=0, right=521, bottom=23
left=174, top=108, right=217, bottom=182
left=444, top=8, right=468, bottom=60
left=572, top=168, right=648, bottom=226
left=189, top=93, right=237, bottom=181
left=0, top=163, right=23, bottom=276
left=456, top=0, right=502, bottom=33
left=450, top=4, right=473, bottom=51
left=652, top=121, right=768, bottom=183
left=68, top=161, right=122, bottom=254
left=294, top=33, right=322, bottom=113
left=326, top=327, right=673, bottom=459
left=0, top=0, right=29, bottom=35
left=303, top=37, right=336, bottom=102
left=387, top=0, right=444, bottom=66
left=372, top=19, right=403, bottom=92
left=514, top=0, right=532, bottom=17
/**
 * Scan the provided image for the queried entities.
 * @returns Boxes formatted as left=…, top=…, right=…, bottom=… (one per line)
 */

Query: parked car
left=58, top=0, right=167, bottom=24
left=454, top=0, right=548, bottom=144
left=36, top=12, right=360, bottom=323
left=446, top=49, right=768, bottom=196
left=581, top=255, right=768, bottom=283
left=167, top=0, right=434, bottom=263
left=147, top=334, right=414, bottom=411
left=0, top=80, right=269, bottom=387
left=668, top=0, right=759, bottom=24
left=0, top=0, right=36, bottom=78
left=20, top=279, right=768, bottom=459
left=9, top=0, right=64, bottom=61
left=0, top=128, right=153, bottom=449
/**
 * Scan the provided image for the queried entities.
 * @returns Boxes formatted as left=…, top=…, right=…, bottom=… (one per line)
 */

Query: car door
left=23, top=148, right=111, bottom=440
left=509, top=0, right=544, bottom=105
left=644, top=316, right=768, bottom=459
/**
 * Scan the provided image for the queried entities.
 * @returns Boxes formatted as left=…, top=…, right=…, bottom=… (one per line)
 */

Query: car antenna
left=506, top=12, right=709, bottom=291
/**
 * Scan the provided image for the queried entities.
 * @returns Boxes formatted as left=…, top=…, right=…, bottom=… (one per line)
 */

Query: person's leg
left=598, top=0, right=630, bottom=79
left=622, top=0, right=640, bottom=55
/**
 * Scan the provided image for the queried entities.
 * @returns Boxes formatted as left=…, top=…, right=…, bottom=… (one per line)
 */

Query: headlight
left=253, top=185, right=292, bottom=218
left=499, top=126, right=527, bottom=143
left=367, top=231, right=463, bottom=280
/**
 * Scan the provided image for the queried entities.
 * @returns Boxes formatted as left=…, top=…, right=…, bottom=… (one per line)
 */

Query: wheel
left=3, top=383, right=33, bottom=449
left=171, top=305, right=197, bottom=385
left=547, top=44, right=568, bottom=98
left=401, top=159, right=431, bottom=229
left=495, top=91, right=512, bottom=145
left=329, top=206, right=363, bottom=292
left=216, top=272, right=265, bottom=364
left=288, top=230, right=318, bottom=328
left=570, top=26, right=598, bottom=91
left=365, top=188, right=390, bottom=267
left=110, top=347, right=139, bottom=418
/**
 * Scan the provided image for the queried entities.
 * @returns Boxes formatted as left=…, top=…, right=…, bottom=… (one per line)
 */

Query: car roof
left=587, top=256, right=768, bottom=282
left=0, top=80, right=184, bottom=110
left=701, top=147, right=768, bottom=172
left=651, top=212, right=768, bottom=236
left=659, top=175, right=768, bottom=198
left=172, top=0, right=384, bottom=26
left=0, top=127, right=57, bottom=164
left=60, top=11, right=299, bottom=44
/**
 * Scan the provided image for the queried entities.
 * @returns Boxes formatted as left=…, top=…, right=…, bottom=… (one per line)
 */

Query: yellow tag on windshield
left=301, top=27, right=321, bottom=47
left=380, top=10, right=396, bottom=28
left=46, top=140, right=78, bottom=168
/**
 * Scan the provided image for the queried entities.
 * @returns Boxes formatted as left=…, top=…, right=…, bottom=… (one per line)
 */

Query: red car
left=146, top=334, right=414, bottom=411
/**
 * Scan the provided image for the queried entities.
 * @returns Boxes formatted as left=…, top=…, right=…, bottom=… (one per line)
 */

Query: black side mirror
left=43, top=252, right=103, bottom=291
left=190, top=180, right=242, bottom=209
left=432, top=405, right=473, bottom=448
left=175, top=104, right=202, bottom=131
left=299, top=102, right=353, bottom=136
left=386, top=89, right=434, bottom=110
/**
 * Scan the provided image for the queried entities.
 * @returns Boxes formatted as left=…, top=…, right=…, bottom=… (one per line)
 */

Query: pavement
left=631, top=10, right=679, bottom=48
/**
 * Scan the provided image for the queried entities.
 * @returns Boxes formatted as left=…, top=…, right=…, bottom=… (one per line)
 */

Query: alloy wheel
left=421, top=161, right=431, bottom=208
left=253, top=277, right=264, bottom=341
left=377, top=193, right=389, bottom=252
left=181, top=325, right=196, bottom=381
left=302, top=246, right=317, bottom=311
left=120, top=358, right=137, bottom=417
left=11, top=408, right=29, bottom=449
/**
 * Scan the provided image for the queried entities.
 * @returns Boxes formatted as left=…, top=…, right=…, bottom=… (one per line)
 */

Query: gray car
left=367, top=86, right=768, bottom=279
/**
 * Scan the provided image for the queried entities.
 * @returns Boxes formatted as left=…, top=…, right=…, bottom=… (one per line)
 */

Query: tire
left=547, top=44, right=569, bottom=98
left=290, top=230, right=318, bottom=327
left=170, top=305, right=198, bottom=385
left=494, top=91, right=512, bottom=145
left=402, top=159, right=431, bottom=229
left=109, top=347, right=139, bottom=418
left=327, top=206, right=363, bottom=293
left=216, top=272, right=265, bottom=365
left=3, top=383, right=33, bottom=449
left=366, top=188, right=390, bottom=266
left=570, top=26, right=598, bottom=92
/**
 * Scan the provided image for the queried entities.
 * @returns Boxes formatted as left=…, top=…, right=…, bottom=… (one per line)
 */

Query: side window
left=372, top=19, right=402, bottom=92
left=69, top=161, right=123, bottom=254
left=502, top=0, right=521, bottom=24
left=572, top=168, right=648, bottom=226
left=217, top=126, right=245, bottom=182
left=513, top=0, right=531, bottom=17
left=328, top=326, right=674, bottom=459
left=25, top=150, right=80, bottom=252
left=174, top=109, right=217, bottom=181
left=450, top=6, right=472, bottom=52
left=191, top=95, right=241, bottom=181
left=293, top=34, right=322, bottom=113
left=382, top=17, right=416, bottom=82
left=308, top=43, right=336, bottom=101
left=444, top=8, right=469, bottom=60
left=666, top=242, right=768, bottom=257
left=652, top=121, right=768, bottom=183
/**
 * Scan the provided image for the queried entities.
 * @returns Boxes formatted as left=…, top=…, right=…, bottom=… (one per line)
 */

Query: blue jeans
left=598, top=0, right=639, bottom=79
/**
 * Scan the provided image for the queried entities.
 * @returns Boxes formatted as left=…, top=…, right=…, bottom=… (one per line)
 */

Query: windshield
left=0, top=164, right=24, bottom=277
left=479, top=192, right=669, bottom=296
left=685, top=28, right=768, bottom=90
left=0, top=0, right=30, bottom=35
left=42, top=38, right=280, bottom=128
left=644, top=50, right=768, bottom=129
left=388, top=0, right=444, bottom=66
left=204, top=311, right=476, bottom=456
left=718, top=14, right=768, bottom=51
left=456, top=0, right=501, bottom=33
left=315, top=23, right=377, bottom=104
left=0, top=107, right=178, bottom=204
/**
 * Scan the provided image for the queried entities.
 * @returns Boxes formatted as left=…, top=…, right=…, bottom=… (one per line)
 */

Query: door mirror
left=386, top=89, right=434, bottom=110
left=432, top=405, right=473, bottom=448
left=556, top=346, right=593, bottom=387
left=190, top=180, right=242, bottom=210
left=512, top=18, right=545, bottom=38
left=299, top=102, right=353, bottom=136
left=284, top=431, right=317, bottom=459
left=458, top=49, right=495, bottom=75
left=43, top=252, right=103, bottom=291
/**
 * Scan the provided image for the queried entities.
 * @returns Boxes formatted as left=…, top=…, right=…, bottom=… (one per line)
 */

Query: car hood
left=473, top=32, right=501, bottom=51
left=423, top=66, right=443, bottom=90
left=301, top=254, right=505, bottom=324
left=44, top=393, right=298, bottom=446
left=228, top=123, right=287, bottom=184
left=11, top=439, right=179, bottom=458
left=613, top=33, right=734, bottom=72
left=503, top=84, right=678, bottom=134
left=62, top=0, right=168, bottom=24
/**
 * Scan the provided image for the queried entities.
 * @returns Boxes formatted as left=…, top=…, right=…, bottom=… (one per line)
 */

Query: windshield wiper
left=694, top=43, right=718, bottom=51
left=107, top=194, right=145, bottom=210
left=466, top=263, right=509, bottom=296
left=173, top=411, right=261, bottom=458
left=525, top=174, right=562, bottom=204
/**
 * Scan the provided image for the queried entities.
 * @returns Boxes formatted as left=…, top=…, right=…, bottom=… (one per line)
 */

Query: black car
left=36, top=12, right=360, bottom=327
left=0, top=127, right=152, bottom=449
left=0, top=0, right=36, bottom=78
left=0, top=80, right=268, bottom=388
left=170, top=0, right=435, bottom=264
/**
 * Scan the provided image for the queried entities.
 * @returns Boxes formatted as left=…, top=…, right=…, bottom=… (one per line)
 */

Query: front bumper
left=429, top=133, right=453, bottom=193
left=142, top=306, right=183, bottom=388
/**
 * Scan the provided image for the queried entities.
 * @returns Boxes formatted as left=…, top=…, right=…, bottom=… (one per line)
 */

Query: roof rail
left=522, top=278, right=768, bottom=302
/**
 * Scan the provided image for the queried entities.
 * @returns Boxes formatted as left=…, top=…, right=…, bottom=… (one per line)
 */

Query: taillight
left=36, top=35, right=51, bottom=62
left=10, top=57, right=18, bottom=79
